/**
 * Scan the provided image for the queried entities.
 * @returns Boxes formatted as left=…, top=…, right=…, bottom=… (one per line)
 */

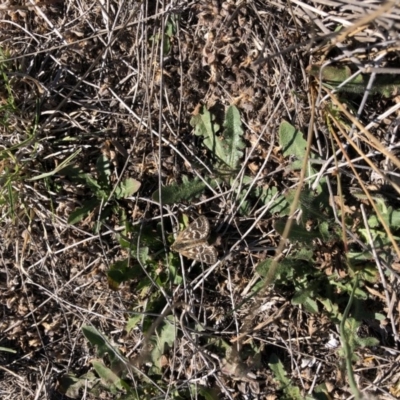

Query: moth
left=170, top=216, right=218, bottom=265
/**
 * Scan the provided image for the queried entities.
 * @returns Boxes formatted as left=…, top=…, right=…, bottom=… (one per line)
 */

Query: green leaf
left=388, top=207, right=400, bottom=228
left=269, top=353, right=315, bottom=399
left=256, top=258, right=297, bottom=281
left=292, top=290, right=319, bottom=313
left=297, top=188, right=333, bottom=223
left=61, top=165, right=108, bottom=197
left=107, top=258, right=144, bottom=288
left=309, top=65, right=363, bottom=86
left=291, top=248, right=314, bottom=261
left=119, top=223, right=165, bottom=254
left=356, top=336, right=379, bottom=348
left=68, top=198, right=99, bottom=224
left=338, top=315, right=380, bottom=366
left=256, top=186, right=289, bottom=215
left=149, top=16, right=177, bottom=56
left=318, top=221, right=331, bottom=241
left=167, top=256, right=183, bottom=285
left=152, top=178, right=208, bottom=204
left=82, top=326, right=116, bottom=353
left=191, top=106, right=245, bottom=170
left=149, top=318, right=177, bottom=374
left=238, top=197, right=251, bottom=216
left=268, top=353, right=289, bottom=386
left=347, top=251, right=372, bottom=263
left=165, top=16, right=177, bottom=38
left=137, top=246, right=150, bottom=264
left=358, top=263, right=379, bottom=284
left=279, top=120, right=307, bottom=159
left=58, top=372, right=98, bottom=398
left=191, top=107, right=224, bottom=157
left=125, top=315, right=142, bottom=334
left=136, top=277, right=153, bottom=299
left=115, top=178, right=141, bottom=199
left=96, top=155, right=111, bottom=186
left=28, top=148, right=82, bottom=181
left=82, top=325, right=126, bottom=384
left=330, top=280, right=368, bottom=300
left=319, top=298, right=341, bottom=322
left=193, top=385, right=220, bottom=400
left=313, top=383, right=332, bottom=400
left=221, top=105, right=245, bottom=169
left=308, top=64, right=400, bottom=96
left=274, top=219, right=322, bottom=243
left=92, top=360, right=129, bottom=393
left=82, top=326, right=125, bottom=373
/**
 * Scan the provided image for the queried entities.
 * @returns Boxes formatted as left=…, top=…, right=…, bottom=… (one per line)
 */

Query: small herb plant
left=153, top=105, right=245, bottom=204
left=61, top=154, right=140, bottom=231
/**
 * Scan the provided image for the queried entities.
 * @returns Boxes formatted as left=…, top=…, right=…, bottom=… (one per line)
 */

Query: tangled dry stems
left=1, top=0, right=400, bottom=399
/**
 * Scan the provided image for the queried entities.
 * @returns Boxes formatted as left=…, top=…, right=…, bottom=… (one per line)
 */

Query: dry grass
left=1, top=0, right=400, bottom=399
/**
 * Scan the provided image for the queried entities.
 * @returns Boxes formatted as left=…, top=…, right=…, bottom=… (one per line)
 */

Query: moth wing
left=191, top=216, right=210, bottom=237
left=175, top=216, right=210, bottom=242
left=179, top=243, right=217, bottom=265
